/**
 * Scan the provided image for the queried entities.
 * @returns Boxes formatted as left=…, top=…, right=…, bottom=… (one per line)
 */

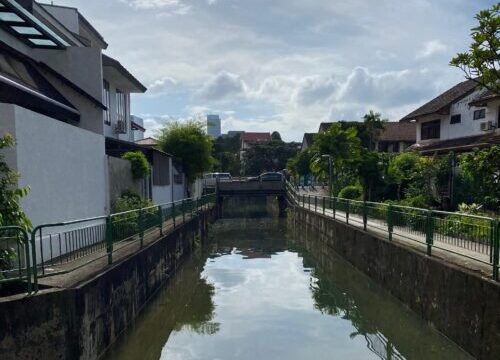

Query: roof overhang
left=0, top=0, right=69, bottom=49
left=102, top=54, right=146, bottom=93
left=131, top=120, right=145, bottom=132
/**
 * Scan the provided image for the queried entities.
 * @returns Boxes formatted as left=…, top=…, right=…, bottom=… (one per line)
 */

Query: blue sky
left=50, top=0, right=495, bottom=141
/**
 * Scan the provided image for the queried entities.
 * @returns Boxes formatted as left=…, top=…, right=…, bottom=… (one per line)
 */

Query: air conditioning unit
left=115, top=120, right=127, bottom=134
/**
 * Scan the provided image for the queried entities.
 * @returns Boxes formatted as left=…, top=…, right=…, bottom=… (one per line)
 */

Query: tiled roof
left=400, top=79, right=478, bottom=121
left=135, top=137, right=157, bottom=146
left=241, top=132, right=272, bottom=142
left=318, top=121, right=415, bottom=142
left=409, top=132, right=500, bottom=154
left=378, top=122, right=416, bottom=142
left=469, top=90, right=500, bottom=106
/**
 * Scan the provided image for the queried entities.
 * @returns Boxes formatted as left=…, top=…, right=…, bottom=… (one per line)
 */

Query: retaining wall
left=0, top=209, right=216, bottom=360
left=293, top=205, right=500, bottom=360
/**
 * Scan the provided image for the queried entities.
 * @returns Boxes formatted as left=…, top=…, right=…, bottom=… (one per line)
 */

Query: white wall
left=12, top=105, right=108, bottom=228
left=173, top=165, right=186, bottom=201
left=416, top=90, right=500, bottom=143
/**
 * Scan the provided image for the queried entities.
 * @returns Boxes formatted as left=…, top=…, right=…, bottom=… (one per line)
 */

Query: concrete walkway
left=294, top=192, right=494, bottom=279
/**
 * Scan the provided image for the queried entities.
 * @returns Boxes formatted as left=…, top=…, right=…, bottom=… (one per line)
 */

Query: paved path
left=293, top=191, right=494, bottom=279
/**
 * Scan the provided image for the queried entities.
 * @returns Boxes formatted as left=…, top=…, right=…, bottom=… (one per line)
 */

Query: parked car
left=203, top=173, right=232, bottom=188
left=259, top=172, right=283, bottom=182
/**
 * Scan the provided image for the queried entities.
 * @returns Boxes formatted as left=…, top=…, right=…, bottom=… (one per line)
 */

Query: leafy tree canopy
left=243, top=140, right=299, bottom=175
left=212, top=133, right=241, bottom=174
left=157, top=121, right=214, bottom=183
left=122, top=151, right=151, bottom=180
left=450, top=4, right=500, bottom=94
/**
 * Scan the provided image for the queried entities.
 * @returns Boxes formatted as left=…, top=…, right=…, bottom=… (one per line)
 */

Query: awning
left=0, top=48, right=79, bottom=122
left=0, top=0, right=69, bottom=49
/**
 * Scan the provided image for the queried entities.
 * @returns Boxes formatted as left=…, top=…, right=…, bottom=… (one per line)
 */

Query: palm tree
left=363, top=110, right=387, bottom=151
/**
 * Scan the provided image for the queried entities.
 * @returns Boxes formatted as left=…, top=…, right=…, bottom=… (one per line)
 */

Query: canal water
left=104, top=218, right=472, bottom=360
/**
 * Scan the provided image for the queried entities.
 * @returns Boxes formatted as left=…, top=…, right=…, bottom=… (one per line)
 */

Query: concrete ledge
left=0, top=209, right=216, bottom=360
left=293, top=205, right=500, bottom=360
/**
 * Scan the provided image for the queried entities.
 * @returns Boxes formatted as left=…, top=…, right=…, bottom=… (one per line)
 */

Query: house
left=318, top=121, right=416, bottom=153
left=240, top=132, right=272, bottom=151
left=0, top=0, right=110, bottom=226
left=300, top=133, right=316, bottom=152
left=400, top=79, right=500, bottom=154
left=0, top=0, right=186, bottom=228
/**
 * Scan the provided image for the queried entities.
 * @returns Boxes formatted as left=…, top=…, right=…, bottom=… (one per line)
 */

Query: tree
left=242, top=141, right=299, bottom=175
left=0, top=134, right=31, bottom=230
left=450, top=4, right=500, bottom=94
left=459, top=145, right=500, bottom=210
left=362, top=110, right=387, bottom=151
left=122, top=151, right=150, bottom=180
left=0, top=134, right=31, bottom=275
left=357, top=150, right=381, bottom=201
left=287, top=149, right=313, bottom=183
left=387, top=152, right=420, bottom=200
left=156, top=121, right=214, bottom=183
left=271, top=131, right=282, bottom=141
left=212, top=133, right=241, bottom=174
left=310, top=123, right=361, bottom=195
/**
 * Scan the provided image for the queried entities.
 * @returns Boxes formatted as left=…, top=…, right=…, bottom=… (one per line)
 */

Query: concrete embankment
left=0, top=208, right=216, bottom=360
left=292, top=205, right=500, bottom=360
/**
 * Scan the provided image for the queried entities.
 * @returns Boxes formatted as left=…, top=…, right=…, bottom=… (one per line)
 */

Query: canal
left=104, top=218, right=472, bottom=360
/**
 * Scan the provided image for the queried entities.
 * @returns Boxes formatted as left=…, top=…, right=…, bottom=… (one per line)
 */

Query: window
left=473, top=109, right=485, bottom=120
left=421, top=119, right=440, bottom=140
left=450, top=114, right=461, bottom=124
left=103, top=80, right=110, bottom=125
left=116, top=89, right=126, bottom=123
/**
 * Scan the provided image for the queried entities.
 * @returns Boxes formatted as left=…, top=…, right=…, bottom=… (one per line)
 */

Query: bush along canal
left=103, top=218, right=473, bottom=360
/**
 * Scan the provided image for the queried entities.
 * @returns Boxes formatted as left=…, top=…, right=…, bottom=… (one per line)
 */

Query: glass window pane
left=12, top=26, right=42, bottom=35
left=0, top=12, right=24, bottom=22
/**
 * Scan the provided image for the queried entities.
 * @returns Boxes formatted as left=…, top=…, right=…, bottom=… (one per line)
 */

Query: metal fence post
left=314, top=196, right=317, bottom=212
left=332, top=197, right=336, bottom=219
left=182, top=200, right=186, bottom=223
left=346, top=199, right=350, bottom=224
left=322, top=197, right=325, bottom=215
left=158, top=205, right=163, bottom=236
left=30, top=230, right=38, bottom=292
left=425, top=210, right=434, bottom=256
left=172, top=202, right=176, bottom=228
left=363, top=201, right=367, bottom=231
left=139, top=208, right=144, bottom=248
left=493, top=220, right=499, bottom=281
left=308, top=195, right=311, bottom=210
left=106, top=216, right=113, bottom=265
left=387, top=204, right=394, bottom=241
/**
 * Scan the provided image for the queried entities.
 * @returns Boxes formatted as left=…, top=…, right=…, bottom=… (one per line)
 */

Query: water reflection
left=104, top=218, right=472, bottom=360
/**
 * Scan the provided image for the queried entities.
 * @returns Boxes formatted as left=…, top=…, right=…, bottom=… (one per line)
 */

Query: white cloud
left=148, top=76, right=178, bottom=94
left=198, top=71, right=248, bottom=101
left=416, top=39, right=448, bottom=59
left=121, top=0, right=191, bottom=14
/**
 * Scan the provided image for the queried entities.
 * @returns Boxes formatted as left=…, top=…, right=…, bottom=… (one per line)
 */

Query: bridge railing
left=0, top=193, right=216, bottom=295
left=285, top=181, right=500, bottom=281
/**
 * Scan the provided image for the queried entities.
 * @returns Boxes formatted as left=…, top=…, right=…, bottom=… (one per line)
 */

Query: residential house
left=0, top=0, right=110, bottom=226
left=318, top=121, right=416, bottom=153
left=400, top=79, right=500, bottom=154
left=300, top=133, right=316, bottom=152
left=130, top=115, right=145, bottom=142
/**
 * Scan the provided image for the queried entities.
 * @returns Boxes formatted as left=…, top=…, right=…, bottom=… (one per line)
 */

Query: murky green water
left=104, top=219, right=472, bottom=360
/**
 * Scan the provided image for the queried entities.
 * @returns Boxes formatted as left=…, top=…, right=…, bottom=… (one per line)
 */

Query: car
left=259, top=172, right=283, bottom=182
left=203, top=173, right=232, bottom=188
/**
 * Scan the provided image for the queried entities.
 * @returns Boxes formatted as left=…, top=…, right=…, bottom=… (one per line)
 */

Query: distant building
left=227, top=130, right=244, bottom=137
left=207, top=114, right=221, bottom=138
left=400, top=79, right=500, bottom=154
left=130, top=115, right=145, bottom=142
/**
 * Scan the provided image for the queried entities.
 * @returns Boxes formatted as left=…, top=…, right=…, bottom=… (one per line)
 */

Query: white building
left=401, top=79, right=500, bottom=154
left=0, top=0, right=187, bottom=228
left=206, top=114, right=221, bottom=138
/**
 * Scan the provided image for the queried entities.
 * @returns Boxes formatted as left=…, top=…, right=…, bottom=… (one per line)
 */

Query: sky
left=48, top=0, right=495, bottom=141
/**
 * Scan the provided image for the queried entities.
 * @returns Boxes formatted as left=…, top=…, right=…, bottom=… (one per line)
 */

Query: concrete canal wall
left=293, top=205, right=500, bottom=360
left=0, top=209, right=216, bottom=360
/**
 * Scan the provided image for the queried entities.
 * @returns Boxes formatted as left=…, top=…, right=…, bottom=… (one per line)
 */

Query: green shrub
left=122, top=151, right=150, bottom=180
left=338, top=185, right=363, bottom=200
left=111, top=191, right=155, bottom=241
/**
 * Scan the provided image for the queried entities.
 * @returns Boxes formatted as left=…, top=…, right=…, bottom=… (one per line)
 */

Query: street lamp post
left=321, top=154, right=333, bottom=196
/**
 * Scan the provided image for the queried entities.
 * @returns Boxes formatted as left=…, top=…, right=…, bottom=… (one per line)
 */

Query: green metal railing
left=0, top=193, right=216, bottom=295
left=0, top=226, right=33, bottom=294
left=286, top=181, right=500, bottom=281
